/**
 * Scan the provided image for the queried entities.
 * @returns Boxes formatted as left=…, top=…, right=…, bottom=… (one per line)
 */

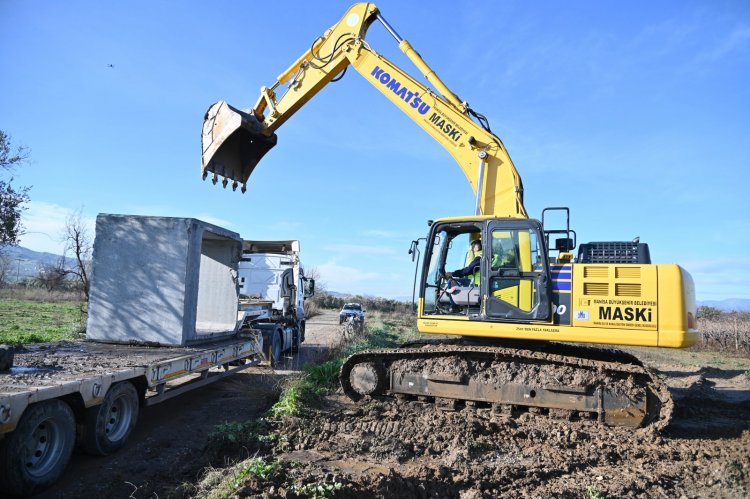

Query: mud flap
left=201, top=101, right=277, bottom=192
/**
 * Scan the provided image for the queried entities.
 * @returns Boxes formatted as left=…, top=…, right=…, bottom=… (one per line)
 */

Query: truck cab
left=237, top=240, right=314, bottom=364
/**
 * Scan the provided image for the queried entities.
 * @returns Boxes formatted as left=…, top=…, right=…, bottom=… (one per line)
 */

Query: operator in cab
left=446, top=239, right=482, bottom=291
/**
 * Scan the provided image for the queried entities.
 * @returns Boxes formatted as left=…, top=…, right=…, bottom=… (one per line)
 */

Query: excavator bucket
left=201, top=101, right=277, bottom=192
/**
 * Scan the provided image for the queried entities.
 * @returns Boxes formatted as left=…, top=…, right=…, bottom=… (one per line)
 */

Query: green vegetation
left=269, top=314, right=417, bottom=417
left=0, top=299, right=85, bottom=345
left=586, top=486, right=606, bottom=499
left=233, top=458, right=276, bottom=487
left=206, top=420, right=278, bottom=459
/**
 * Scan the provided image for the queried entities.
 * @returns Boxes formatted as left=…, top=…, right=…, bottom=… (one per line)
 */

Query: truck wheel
left=82, top=381, right=139, bottom=456
left=0, top=399, right=75, bottom=496
left=292, top=323, right=303, bottom=353
left=271, top=329, right=283, bottom=367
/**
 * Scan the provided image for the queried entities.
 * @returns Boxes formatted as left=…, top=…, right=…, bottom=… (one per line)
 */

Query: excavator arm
left=201, top=3, right=527, bottom=218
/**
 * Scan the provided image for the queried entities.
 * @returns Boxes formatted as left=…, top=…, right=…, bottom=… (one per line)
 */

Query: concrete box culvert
left=87, top=214, right=242, bottom=346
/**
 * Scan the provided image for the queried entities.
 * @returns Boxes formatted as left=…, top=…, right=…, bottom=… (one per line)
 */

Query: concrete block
left=87, top=214, right=242, bottom=346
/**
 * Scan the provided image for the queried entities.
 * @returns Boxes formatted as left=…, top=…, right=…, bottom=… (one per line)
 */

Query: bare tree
left=0, top=130, right=31, bottom=245
left=305, top=265, right=325, bottom=293
left=61, top=211, right=93, bottom=300
left=36, top=261, right=68, bottom=292
left=0, top=252, right=11, bottom=287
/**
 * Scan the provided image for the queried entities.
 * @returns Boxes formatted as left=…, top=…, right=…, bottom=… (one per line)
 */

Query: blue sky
left=1, top=0, right=748, bottom=300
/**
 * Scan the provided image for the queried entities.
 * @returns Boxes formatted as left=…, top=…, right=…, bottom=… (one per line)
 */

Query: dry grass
left=0, top=286, right=83, bottom=303
left=304, top=300, right=322, bottom=320
left=697, top=311, right=750, bottom=353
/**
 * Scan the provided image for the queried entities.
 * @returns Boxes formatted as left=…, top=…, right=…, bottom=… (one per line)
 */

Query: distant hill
left=698, top=299, right=750, bottom=312
left=0, top=245, right=73, bottom=282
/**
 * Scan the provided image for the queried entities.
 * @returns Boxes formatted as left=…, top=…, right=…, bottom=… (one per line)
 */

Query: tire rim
left=23, top=417, right=67, bottom=478
left=104, top=392, right=135, bottom=443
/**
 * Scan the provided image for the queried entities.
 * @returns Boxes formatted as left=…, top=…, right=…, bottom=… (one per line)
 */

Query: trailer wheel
left=82, top=381, right=139, bottom=456
left=271, top=329, right=283, bottom=367
left=0, top=399, right=75, bottom=496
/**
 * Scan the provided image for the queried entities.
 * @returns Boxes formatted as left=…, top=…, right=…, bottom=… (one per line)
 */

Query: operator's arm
left=449, top=256, right=481, bottom=278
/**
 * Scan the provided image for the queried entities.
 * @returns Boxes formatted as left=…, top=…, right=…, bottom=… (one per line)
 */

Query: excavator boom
left=201, top=2, right=526, bottom=217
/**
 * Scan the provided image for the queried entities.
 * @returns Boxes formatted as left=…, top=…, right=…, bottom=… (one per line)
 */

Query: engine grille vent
left=584, top=283, right=609, bottom=296
left=616, top=283, right=641, bottom=297
left=616, top=267, right=641, bottom=279
left=584, top=267, right=609, bottom=278
left=578, top=242, right=651, bottom=264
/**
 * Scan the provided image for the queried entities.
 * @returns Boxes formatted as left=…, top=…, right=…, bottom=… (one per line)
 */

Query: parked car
left=339, top=303, right=365, bottom=324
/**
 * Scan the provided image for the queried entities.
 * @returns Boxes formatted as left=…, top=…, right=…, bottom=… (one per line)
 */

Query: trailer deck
left=0, top=333, right=263, bottom=434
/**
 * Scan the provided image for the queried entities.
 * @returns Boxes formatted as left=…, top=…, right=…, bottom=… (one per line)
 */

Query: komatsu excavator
left=200, top=3, right=698, bottom=428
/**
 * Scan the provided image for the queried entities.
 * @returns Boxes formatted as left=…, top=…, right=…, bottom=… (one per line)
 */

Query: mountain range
left=0, top=245, right=75, bottom=281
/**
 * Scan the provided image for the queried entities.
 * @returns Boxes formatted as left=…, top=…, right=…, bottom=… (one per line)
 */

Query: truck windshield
left=344, top=304, right=361, bottom=310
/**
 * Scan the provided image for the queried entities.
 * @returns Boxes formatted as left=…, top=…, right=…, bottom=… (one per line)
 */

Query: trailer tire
left=81, top=381, right=139, bottom=456
left=271, top=329, right=283, bottom=367
left=0, top=399, right=75, bottom=496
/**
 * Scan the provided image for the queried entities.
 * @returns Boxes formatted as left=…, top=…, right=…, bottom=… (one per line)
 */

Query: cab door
left=484, top=220, right=552, bottom=322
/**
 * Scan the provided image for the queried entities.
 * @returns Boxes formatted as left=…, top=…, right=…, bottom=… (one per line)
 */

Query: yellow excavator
left=200, top=3, right=697, bottom=428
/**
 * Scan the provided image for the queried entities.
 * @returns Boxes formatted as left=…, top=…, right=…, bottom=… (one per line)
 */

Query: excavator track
left=340, top=340, right=672, bottom=429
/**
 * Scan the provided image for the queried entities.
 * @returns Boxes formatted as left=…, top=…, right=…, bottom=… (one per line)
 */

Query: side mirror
left=408, top=240, right=419, bottom=262
left=304, top=279, right=315, bottom=298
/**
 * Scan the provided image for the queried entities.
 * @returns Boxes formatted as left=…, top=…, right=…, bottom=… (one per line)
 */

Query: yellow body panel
left=418, top=263, right=698, bottom=348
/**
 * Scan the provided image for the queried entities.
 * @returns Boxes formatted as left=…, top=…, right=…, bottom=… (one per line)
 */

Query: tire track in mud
left=245, top=360, right=750, bottom=498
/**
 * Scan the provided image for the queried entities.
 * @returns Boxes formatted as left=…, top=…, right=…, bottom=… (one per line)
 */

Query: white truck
left=0, top=215, right=310, bottom=496
left=236, top=240, right=314, bottom=366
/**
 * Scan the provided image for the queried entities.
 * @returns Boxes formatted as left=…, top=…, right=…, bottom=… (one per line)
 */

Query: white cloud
left=679, top=257, right=750, bottom=300
left=322, top=244, right=396, bottom=255
left=193, top=213, right=235, bottom=229
left=696, top=24, right=750, bottom=63
left=315, top=260, right=413, bottom=298
left=362, top=229, right=400, bottom=239
left=18, top=201, right=96, bottom=254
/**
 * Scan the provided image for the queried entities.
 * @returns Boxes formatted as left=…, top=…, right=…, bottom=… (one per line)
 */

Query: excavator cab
left=421, top=218, right=553, bottom=323
left=201, top=101, right=278, bottom=192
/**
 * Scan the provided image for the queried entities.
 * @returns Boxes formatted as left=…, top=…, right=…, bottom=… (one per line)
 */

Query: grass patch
left=0, top=299, right=86, bottom=345
left=269, top=314, right=417, bottom=418
left=233, top=457, right=276, bottom=486
left=206, top=420, right=276, bottom=459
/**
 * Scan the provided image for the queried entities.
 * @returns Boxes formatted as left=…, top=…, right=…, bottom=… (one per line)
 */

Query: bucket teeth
left=231, top=180, right=238, bottom=191
left=202, top=171, right=208, bottom=181
left=221, top=178, right=228, bottom=188
left=200, top=101, right=278, bottom=193
left=241, top=183, right=247, bottom=194
left=212, top=173, right=218, bottom=185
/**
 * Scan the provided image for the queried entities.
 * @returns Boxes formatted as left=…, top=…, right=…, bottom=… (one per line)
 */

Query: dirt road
left=33, top=310, right=342, bottom=499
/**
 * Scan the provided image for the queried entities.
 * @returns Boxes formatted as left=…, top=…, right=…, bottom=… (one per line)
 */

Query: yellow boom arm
left=201, top=3, right=527, bottom=218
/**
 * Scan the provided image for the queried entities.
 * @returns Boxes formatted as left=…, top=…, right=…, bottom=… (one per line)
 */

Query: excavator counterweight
left=201, top=101, right=277, bottom=191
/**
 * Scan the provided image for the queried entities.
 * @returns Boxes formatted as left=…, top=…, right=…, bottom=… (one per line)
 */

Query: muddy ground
left=28, top=311, right=750, bottom=498
left=31, top=311, right=343, bottom=499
